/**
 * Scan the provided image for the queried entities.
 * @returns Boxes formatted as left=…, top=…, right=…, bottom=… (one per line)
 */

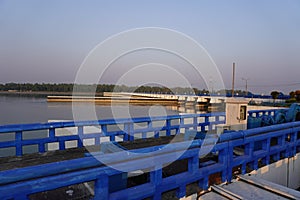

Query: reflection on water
left=0, top=94, right=47, bottom=125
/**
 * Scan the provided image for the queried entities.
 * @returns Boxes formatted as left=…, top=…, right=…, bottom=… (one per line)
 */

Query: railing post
left=226, top=141, right=234, bottom=182
left=16, top=131, right=22, bottom=156
left=193, top=117, right=197, bottom=131
left=253, top=159, right=258, bottom=170
left=147, top=120, right=153, bottom=139
left=77, top=126, right=83, bottom=147
left=205, top=115, right=213, bottom=131
left=142, top=132, right=147, bottom=139
left=290, top=127, right=297, bottom=156
left=180, top=117, right=184, bottom=135
left=101, top=124, right=110, bottom=142
left=166, top=119, right=171, bottom=136
left=110, top=135, right=115, bottom=142
left=150, top=166, right=162, bottom=200
left=95, top=136, right=100, bottom=145
left=188, top=154, right=199, bottom=174
left=284, top=133, right=291, bottom=158
left=245, top=142, right=254, bottom=157
left=124, top=123, right=134, bottom=141
left=215, top=115, right=220, bottom=124
left=278, top=135, right=285, bottom=160
left=205, top=116, right=209, bottom=124
left=154, top=131, right=159, bottom=138
left=199, top=177, right=209, bottom=191
left=245, top=142, right=254, bottom=170
left=59, top=140, right=65, bottom=150
left=49, top=128, right=55, bottom=139
left=201, top=124, right=205, bottom=132
left=262, top=138, right=270, bottom=165
left=38, top=142, right=45, bottom=153
left=176, top=186, right=186, bottom=199
left=94, top=174, right=109, bottom=200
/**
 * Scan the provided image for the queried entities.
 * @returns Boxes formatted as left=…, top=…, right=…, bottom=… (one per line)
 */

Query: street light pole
left=231, top=63, right=235, bottom=97
left=242, top=78, right=249, bottom=97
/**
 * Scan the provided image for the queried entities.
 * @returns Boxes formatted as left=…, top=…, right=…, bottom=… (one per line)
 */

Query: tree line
left=0, top=82, right=211, bottom=95
left=270, top=90, right=300, bottom=102
left=0, top=82, right=258, bottom=97
left=4, top=83, right=298, bottom=100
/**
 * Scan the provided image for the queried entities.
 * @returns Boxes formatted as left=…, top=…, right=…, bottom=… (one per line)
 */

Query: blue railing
left=248, top=104, right=300, bottom=128
left=1, top=111, right=300, bottom=199
left=0, top=112, right=225, bottom=157
left=247, top=109, right=283, bottom=129
left=248, top=109, right=276, bottom=118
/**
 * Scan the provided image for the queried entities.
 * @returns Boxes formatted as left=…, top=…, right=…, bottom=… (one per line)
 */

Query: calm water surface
left=0, top=94, right=183, bottom=125
left=0, top=94, right=204, bottom=156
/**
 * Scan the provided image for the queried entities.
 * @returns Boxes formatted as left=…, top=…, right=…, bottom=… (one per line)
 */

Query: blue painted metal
left=0, top=112, right=225, bottom=157
left=0, top=110, right=300, bottom=199
left=248, top=103, right=300, bottom=128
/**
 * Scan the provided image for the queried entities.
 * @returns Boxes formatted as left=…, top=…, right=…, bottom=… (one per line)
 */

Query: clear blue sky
left=0, top=0, right=300, bottom=94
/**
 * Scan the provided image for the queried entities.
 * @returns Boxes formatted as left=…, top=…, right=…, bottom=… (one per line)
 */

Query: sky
left=0, top=0, right=300, bottom=94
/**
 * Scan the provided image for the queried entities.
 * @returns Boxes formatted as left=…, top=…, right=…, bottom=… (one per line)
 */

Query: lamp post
left=242, top=78, right=249, bottom=97
left=209, top=76, right=215, bottom=95
left=231, top=63, right=235, bottom=97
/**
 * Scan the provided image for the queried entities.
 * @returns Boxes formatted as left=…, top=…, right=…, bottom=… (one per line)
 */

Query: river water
left=0, top=94, right=185, bottom=125
left=0, top=93, right=205, bottom=156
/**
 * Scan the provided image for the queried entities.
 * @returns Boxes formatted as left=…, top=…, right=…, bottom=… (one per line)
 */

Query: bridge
left=0, top=105, right=300, bottom=199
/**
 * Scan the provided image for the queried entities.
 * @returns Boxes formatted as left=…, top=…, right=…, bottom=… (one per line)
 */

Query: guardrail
left=0, top=112, right=225, bottom=157
left=248, top=105, right=300, bottom=128
left=247, top=109, right=285, bottom=129
left=1, top=112, right=300, bottom=199
left=248, top=108, right=287, bottom=118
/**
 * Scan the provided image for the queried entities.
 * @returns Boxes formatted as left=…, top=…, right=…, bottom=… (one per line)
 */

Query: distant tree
left=295, top=90, right=300, bottom=102
left=289, top=91, right=296, bottom=99
left=286, top=91, right=297, bottom=103
left=200, top=89, right=210, bottom=95
left=271, top=91, right=280, bottom=104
